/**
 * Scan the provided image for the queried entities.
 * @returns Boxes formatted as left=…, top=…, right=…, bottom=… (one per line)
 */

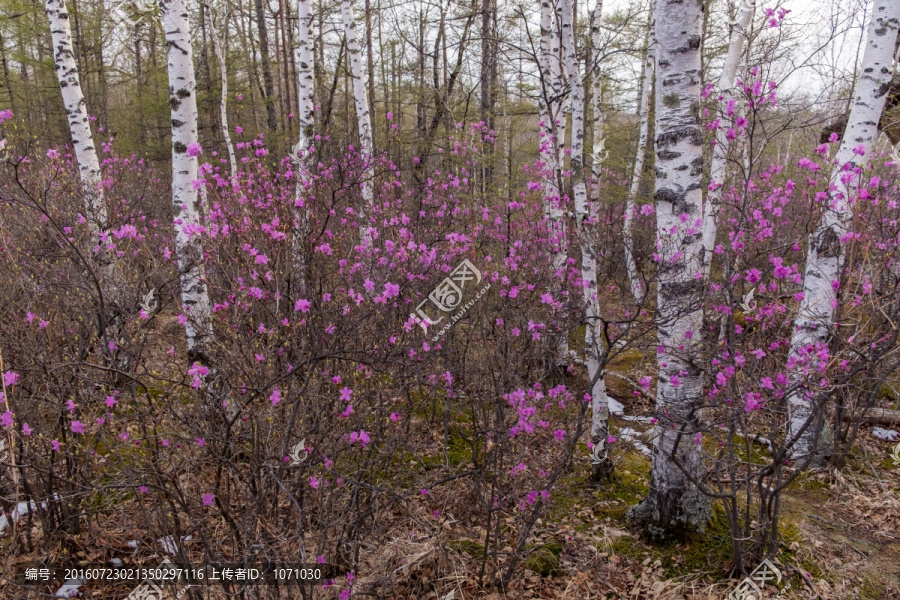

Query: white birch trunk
left=622, top=1, right=654, bottom=304
left=560, top=0, right=610, bottom=465
left=589, top=0, right=605, bottom=202
left=46, top=0, right=111, bottom=273
left=207, top=15, right=236, bottom=181
left=292, top=0, right=315, bottom=279
left=160, top=0, right=214, bottom=359
left=787, top=0, right=900, bottom=464
left=629, top=0, right=710, bottom=534
left=541, top=0, right=568, bottom=366
left=700, top=0, right=755, bottom=279
left=550, top=0, right=566, bottom=163
left=340, top=0, right=376, bottom=246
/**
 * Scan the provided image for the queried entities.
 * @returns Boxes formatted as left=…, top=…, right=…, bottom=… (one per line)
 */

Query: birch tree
left=160, top=0, right=214, bottom=359
left=340, top=0, right=376, bottom=246
left=540, top=0, right=568, bottom=366
left=629, top=0, right=710, bottom=535
left=206, top=9, right=236, bottom=180
left=292, top=0, right=315, bottom=276
left=46, top=0, right=112, bottom=280
left=559, top=0, right=612, bottom=479
left=622, top=1, right=654, bottom=304
left=589, top=0, right=605, bottom=198
left=786, top=0, right=900, bottom=465
left=700, top=0, right=755, bottom=279
left=295, top=0, right=315, bottom=175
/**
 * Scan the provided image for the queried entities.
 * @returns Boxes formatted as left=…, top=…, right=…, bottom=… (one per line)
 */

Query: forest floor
left=364, top=419, right=900, bottom=600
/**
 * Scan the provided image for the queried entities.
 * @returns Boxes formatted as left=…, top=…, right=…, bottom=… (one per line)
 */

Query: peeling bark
left=341, top=0, right=376, bottom=246
left=700, top=0, right=755, bottom=279
left=623, top=0, right=654, bottom=304
left=560, top=0, right=611, bottom=477
left=160, top=0, right=214, bottom=360
left=629, top=0, right=710, bottom=536
left=787, top=0, right=900, bottom=466
left=46, top=0, right=109, bottom=265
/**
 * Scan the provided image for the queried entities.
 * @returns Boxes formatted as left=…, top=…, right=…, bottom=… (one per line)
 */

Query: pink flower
left=186, top=142, right=203, bottom=157
left=310, top=477, right=320, bottom=489
left=390, top=412, right=401, bottom=421
left=339, top=387, right=353, bottom=402
left=384, top=282, right=400, bottom=298
left=22, top=422, right=32, bottom=436
left=51, top=439, right=61, bottom=452
left=3, top=371, right=19, bottom=387
left=70, top=420, right=85, bottom=434
left=195, top=437, right=206, bottom=446
left=1, top=411, right=13, bottom=428
left=420, top=488, right=428, bottom=496
left=235, top=126, right=243, bottom=134
left=744, top=393, right=761, bottom=412
left=270, top=387, right=282, bottom=406
left=105, top=396, right=117, bottom=408
left=294, top=298, right=311, bottom=312
left=202, top=493, right=216, bottom=506
left=606, top=435, right=616, bottom=444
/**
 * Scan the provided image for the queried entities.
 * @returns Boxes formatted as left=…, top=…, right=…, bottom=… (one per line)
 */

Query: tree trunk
left=256, top=0, right=278, bottom=130
left=364, top=0, right=375, bottom=119
left=562, top=0, right=612, bottom=482
left=340, top=0, right=376, bottom=246
left=207, top=10, right=237, bottom=180
left=134, top=23, right=144, bottom=146
left=45, top=0, right=108, bottom=263
left=479, top=0, right=494, bottom=188
left=292, top=0, right=316, bottom=277
left=159, top=0, right=215, bottom=361
left=787, top=0, right=900, bottom=466
left=700, top=0, right=755, bottom=279
left=622, top=0, right=653, bottom=304
left=628, top=0, right=711, bottom=536
left=540, top=0, right=568, bottom=367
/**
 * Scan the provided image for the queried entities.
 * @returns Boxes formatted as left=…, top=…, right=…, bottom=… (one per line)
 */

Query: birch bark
left=340, top=0, right=376, bottom=246
left=207, top=13, right=236, bottom=180
left=46, top=0, right=110, bottom=272
left=540, top=0, right=568, bottom=366
left=700, top=0, right=755, bottom=279
left=292, top=0, right=315, bottom=278
left=629, top=0, right=710, bottom=535
left=787, top=0, right=900, bottom=465
left=160, top=0, right=214, bottom=359
left=590, top=0, right=605, bottom=199
left=622, top=1, right=654, bottom=303
left=560, top=0, right=612, bottom=479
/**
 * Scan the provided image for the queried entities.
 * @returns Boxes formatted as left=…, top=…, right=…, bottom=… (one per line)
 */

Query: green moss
left=522, top=542, right=563, bottom=577
left=858, top=577, right=884, bottom=599
left=419, top=425, right=473, bottom=470
left=447, top=539, right=484, bottom=558
left=793, top=472, right=830, bottom=491
left=875, top=383, right=899, bottom=402
left=589, top=451, right=651, bottom=519
left=609, top=536, right=649, bottom=561
left=664, top=506, right=734, bottom=576
left=878, top=457, right=898, bottom=471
